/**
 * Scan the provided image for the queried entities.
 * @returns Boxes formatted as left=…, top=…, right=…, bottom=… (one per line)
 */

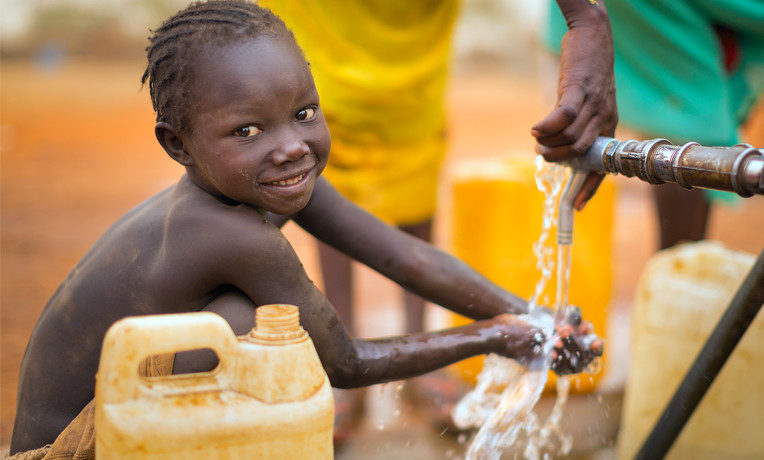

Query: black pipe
left=635, top=248, right=764, bottom=459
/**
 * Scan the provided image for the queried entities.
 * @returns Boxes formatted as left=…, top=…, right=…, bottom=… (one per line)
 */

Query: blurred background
left=2, top=0, right=762, bottom=458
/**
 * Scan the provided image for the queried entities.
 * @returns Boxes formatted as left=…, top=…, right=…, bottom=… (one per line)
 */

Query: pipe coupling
left=568, top=137, right=764, bottom=197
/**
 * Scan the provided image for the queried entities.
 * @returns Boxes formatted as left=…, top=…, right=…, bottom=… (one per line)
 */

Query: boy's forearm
left=329, top=318, right=528, bottom=388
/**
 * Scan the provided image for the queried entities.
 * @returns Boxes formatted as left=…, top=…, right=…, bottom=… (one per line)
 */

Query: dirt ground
left=2, top=58, right=763, bottom=455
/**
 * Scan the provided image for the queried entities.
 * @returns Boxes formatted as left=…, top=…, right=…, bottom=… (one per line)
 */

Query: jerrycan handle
left=96, top=312, right=239, bottom=406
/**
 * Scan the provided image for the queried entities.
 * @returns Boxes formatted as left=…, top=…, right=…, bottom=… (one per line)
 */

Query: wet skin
left=11, top=35, right=601, bottom=453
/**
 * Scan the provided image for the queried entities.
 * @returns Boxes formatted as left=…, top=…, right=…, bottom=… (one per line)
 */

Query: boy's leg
left=317, top=241, right=355, bottom=333
left=398, top=219, right=472, bottom=434
left=398, top=219, right=433, bottom=334
left=173, top=289, right=256, bottom=374
left=652, top=184, right=711, bottom=250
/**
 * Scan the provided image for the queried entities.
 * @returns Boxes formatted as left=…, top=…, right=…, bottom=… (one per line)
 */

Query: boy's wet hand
left=492, top=314, right=547, bottom=364
left=563, top=304, right=583, bottom=328
left=550, top=309, right=604, bottom=375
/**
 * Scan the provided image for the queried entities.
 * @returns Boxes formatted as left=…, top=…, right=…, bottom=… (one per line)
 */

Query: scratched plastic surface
left=94, top=305, right=333, bottom=459
left=617, top=242, right=762, bottom=459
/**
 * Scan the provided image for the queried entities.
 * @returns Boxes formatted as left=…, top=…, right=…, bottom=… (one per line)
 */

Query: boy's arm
left=295, top=178, right=529, bottom=319
left=213, top=214, right=543, bottom=387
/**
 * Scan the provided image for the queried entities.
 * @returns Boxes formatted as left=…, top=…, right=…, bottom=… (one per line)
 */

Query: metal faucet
left=557, top=170, right=587, bottom=246
left=557, top=136, right=764, bottom=246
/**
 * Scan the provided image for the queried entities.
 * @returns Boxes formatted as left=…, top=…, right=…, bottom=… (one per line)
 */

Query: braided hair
left=142, top=0, right=296, bottom=132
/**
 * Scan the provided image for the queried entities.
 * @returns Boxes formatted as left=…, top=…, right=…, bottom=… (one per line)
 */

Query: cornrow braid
left=142, top=0, right=295, bottom=132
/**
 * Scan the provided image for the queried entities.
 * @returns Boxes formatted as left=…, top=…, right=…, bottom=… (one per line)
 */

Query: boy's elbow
left=320, top=346, right=364, bottom=389
left=323, top=345, right=383, bottom=389
left=325, top=363, right=359, bottom=389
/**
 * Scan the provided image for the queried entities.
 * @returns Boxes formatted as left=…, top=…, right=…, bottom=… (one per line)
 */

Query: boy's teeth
left=272, top=173, right=304, bottom=186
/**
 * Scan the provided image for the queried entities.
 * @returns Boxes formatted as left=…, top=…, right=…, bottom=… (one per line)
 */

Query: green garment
left=545, top=0, right=764, bottom=146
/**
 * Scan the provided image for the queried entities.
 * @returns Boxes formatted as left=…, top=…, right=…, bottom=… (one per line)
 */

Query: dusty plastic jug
left=617, top=241, right=763, bottom=459
left=445, top=156, right=615, bottom=392
left=95, top=305, right=334, bottom=459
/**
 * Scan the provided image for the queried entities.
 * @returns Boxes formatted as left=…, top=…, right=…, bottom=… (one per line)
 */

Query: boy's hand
left=550, top=306, right=604, bottom=375
left=492, top=307, right=603, bottom=374
left=491, top=314, right=547, bottom=365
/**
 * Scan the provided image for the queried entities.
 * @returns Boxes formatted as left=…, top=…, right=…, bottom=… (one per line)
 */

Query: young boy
left=10, top=1, right=602, bottom=456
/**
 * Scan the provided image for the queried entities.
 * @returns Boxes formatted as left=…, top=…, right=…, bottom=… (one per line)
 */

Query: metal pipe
left=567, top=137, right=764, bottom=196
left=557, top=170, right=587, bottom=246
left=557, top=136, right=763, bottom=457
left=636, top=248, right=764, bottom=459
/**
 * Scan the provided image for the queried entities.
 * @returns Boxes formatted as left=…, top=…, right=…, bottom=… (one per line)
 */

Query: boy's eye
left=233, top=125, right=262, bottom=138
left=296, top=107, right=316, bottom=121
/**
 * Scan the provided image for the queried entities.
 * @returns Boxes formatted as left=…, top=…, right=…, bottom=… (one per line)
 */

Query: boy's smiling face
left=177, top=35, right=330, bottom=215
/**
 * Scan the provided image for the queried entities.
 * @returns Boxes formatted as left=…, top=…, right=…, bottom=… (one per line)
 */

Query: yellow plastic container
left=95, top=305, right=334, bottom=459
left=445, top=156, right=615, bottom=392
left=617, top=242, right=763, bottom=459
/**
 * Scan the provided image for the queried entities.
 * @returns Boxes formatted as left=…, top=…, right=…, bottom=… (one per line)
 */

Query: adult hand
left=532, top=3, right=618, bottom=210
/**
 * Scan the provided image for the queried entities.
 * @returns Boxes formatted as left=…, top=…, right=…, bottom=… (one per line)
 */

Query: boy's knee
left=173, top=290, right=257, bottom=375
left=204, top=289, right=257, bottom=335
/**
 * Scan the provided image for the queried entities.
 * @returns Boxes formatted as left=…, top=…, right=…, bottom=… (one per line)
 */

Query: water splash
left=529, top=155, right=566, bottom=313
left=453, top=157, right=575, bottom=459
left=372, top=381, right=405, bottom=430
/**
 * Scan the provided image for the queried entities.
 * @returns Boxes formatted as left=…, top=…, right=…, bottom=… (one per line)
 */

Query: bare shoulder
left=163, top=179, right=302, bottom=280
left=166, top=184, right=287, bottom=257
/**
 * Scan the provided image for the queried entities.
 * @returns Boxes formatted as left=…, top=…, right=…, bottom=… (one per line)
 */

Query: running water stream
left=452, top=157, right=575, bottom=459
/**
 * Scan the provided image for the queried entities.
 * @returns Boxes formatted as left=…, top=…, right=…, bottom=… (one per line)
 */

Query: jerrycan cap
left=248, top=304, right=308, bottom=345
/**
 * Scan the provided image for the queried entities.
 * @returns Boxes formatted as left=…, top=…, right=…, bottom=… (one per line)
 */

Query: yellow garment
left=260, top=0, right=460, bottom=224
left=6, top=354, right=174, bottom=460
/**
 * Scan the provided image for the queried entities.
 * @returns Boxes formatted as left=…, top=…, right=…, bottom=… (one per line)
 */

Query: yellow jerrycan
left=445, top=156, right=615, bottom=392
left=617, top=242, right=763, bottom=459
left=95, top=304, right=334, bottom=459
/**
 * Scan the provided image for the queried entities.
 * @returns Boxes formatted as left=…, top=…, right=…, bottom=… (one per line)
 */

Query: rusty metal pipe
left=567, top=137, right=764, bottom=197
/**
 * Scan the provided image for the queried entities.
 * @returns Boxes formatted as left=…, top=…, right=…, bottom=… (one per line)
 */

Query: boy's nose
left=271, top=138, right=310, bottom=165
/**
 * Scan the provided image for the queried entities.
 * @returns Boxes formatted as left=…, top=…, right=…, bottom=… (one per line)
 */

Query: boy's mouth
left=267, top=172, right=307, bottom=187
left=264, top=170, right=310, bottom=187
